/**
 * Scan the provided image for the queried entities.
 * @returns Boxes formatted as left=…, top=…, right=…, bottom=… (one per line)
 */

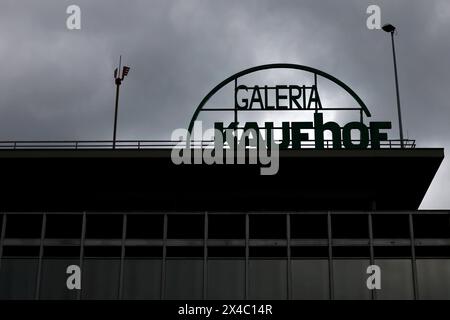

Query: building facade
left=0, top=64, right=447, bottom=300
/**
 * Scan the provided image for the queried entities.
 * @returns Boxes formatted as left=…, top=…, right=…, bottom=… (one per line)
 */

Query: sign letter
left=66, top=5, right=81, bottom=30
left=366, top=5, right=381, bottom=30
left=66, top=265, right=81, bottom=290
left=366, top=265, right=381, bottom=290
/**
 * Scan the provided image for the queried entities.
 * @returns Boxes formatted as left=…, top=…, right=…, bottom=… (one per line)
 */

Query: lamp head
left=382, top=24, right=396, bottom=33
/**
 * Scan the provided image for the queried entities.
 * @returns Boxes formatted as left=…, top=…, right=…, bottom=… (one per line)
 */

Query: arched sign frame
left=187, top=63, right=371, bottom=134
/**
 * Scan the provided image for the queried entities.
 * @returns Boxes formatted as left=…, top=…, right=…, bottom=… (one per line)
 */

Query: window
left=291, top=214, right=327, bottom=239
left=127, top=214, right=163, bottom=239
left=165, top=259, right=203, bottom=299
left=122, top=246, right=162, bottom=299
left=375, top=259, right=414, bottom=300
left=123, top=259, right=161, bottom=299
left=167, top=215, right=204, bottom=239
left=333, top=259, right=371, bottom=300
left=292, top=260, right=329, bottom=299
left=81, top=247, right=121, bottom=299
left=417, top=259, right=450, bottom=299
left=0, top=246, right=39, bottom=299
left=250, top=215, right=286, bottom=239
left=209, top=214, right=245, bottom=239
left=249, top=259, right=287, bottom=299
left=332, top=214, right=368, bottom=238
left=85, top=214, right=122, bottom=239
left=5, top=214, right=42, bottom=238
left=45, top=214, right=82, bottom=239
left=207, top=260, right=244, bottom=299
left=413, top=214, right=450, bottom=238
left=372, top=215, right=410, bottom=238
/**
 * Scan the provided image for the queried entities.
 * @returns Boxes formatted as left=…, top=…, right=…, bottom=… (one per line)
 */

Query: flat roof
left=0, top=148, right=444, bottom=211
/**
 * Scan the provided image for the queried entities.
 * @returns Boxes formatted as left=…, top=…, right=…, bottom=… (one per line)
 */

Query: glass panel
left=372, top=215, right=410, bottom=238
left=167, top=215, right=204, bottom=239
left=165, top=259, right=203, bottom=299
left=45, top=214, right=82, bottom=239
left=86, top=214, right=122, bottom=239
left=250, top=215, right=286, bottom=239
left=0, top=258, right=38, bottom=299
left=417, top=259, right=450, bottom=299
left=123, top=259, right=161, bottom=299
left=40, top=259, right=78, bottom=299
left=81, top=259, right=120, bottom=299
left=414, top=215, right=450, bottom=238
left=249, top=259, right=287, bottom=299
left=291, top=214, right=328, bottom=239
left=332, top=214, right=368, bottom=238
left=207, top=259, right=244, bottom=299
left=5, top=214, right=42, bottom=238
left=127, top=214, right=163, bottom=239
left=209, top=215, right=245, bottom=239
left=333, top=259, right=370, bottom=300
left=292, top=259, right=329, bottom=299
left=375, top=259, right=414, bottom=300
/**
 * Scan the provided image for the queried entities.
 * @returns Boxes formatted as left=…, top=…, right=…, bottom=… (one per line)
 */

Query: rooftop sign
left=172, top=64, right=406, bottom=175
left=186, top=63, right=392, bottom=150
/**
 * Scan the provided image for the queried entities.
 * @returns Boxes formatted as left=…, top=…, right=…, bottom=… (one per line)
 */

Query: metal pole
left=113, top=79, right=121, bottom=149
left=390, top=31, right=404, bottom=148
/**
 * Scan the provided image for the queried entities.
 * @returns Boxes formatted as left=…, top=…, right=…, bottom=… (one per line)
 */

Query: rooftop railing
left=0, top=139, right=416, bottom=150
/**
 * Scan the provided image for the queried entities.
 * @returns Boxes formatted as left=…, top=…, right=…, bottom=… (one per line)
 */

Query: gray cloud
left=0, top=0, right=449, bottom=208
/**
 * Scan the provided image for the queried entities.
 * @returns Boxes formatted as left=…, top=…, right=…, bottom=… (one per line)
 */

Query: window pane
left=417, top=259, right=450, bottom=299
left=167, top=215, right=204, bottom=239
left=292, top=259, right=329, bottom=300
left=81, top=259, right=120, bottom=299
left=207, top=260, right=244, bottom=299
left=250, top=215, right=286, bottom=239
left=414, top=215, right=450, bottom=238
left=333, top=259, right=370, bottom=300
left=249, top=259, right=287, bottom=299
left=375, top=259, right=414, bottom=300
left=123, top=259, right=161, bottom=299
left=372, top=215, right=410, bottom=238
left=209, top=215, right=245, bottom=239
left=86, top=214, right=122, bottom=239
left=0, top=258, right=38, bottom=299
left=332, top=215, right=368, bottom=238
left=165, top=259, right=203, bottom=299
left=45, top=214, right=82, bottom=239
left=5, top=214, right=42, bottom=238
left=291, top=214, right=327, bottom=239
left=127, top=214, right=163, bottom=239
left=40, top=259, right=78, bottom=299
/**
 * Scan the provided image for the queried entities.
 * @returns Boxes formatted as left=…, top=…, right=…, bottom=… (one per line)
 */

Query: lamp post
left=113, top=56, right=130, bottom=149
left=382, top=24, right=404, bottom=148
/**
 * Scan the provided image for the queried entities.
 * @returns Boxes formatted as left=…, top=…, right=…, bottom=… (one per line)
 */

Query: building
left=0, top=64, right=447, bottom=300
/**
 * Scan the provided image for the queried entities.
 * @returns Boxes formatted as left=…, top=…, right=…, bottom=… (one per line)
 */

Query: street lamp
left=382, top=24, right=404, bottom=148
left=113, top=55, right=131, bottom=149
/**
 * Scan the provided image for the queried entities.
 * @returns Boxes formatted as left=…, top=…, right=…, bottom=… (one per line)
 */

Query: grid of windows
left=0, top=212, right=450, bottom=300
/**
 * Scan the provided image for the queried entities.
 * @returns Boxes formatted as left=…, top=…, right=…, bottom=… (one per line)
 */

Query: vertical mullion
left=327, top=212, right=334, bottom=300
left=118, top=213, right=127, bottom=299
left=245, top=213, right=249, bottom=300
left=203, top=212, right=208, bottom=299
left=161, top=213, right=167, bottom=300
left=35, top=213, right=46, bottom=300
left=0, top=214, right=6, bottom=273
left=78, top=212, right=86, bottom=300
left=287, top=213, right=292, bottom=300
left=368, top=212, right=376, bottom=300
left=409, top=213, right=419, bottom=300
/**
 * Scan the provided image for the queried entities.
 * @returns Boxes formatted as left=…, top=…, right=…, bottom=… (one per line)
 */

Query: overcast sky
left=0, top=0, right=449, bottom=208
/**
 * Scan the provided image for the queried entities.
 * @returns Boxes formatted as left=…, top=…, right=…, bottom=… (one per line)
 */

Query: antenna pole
left=113, top=55, right=122, bottom=149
